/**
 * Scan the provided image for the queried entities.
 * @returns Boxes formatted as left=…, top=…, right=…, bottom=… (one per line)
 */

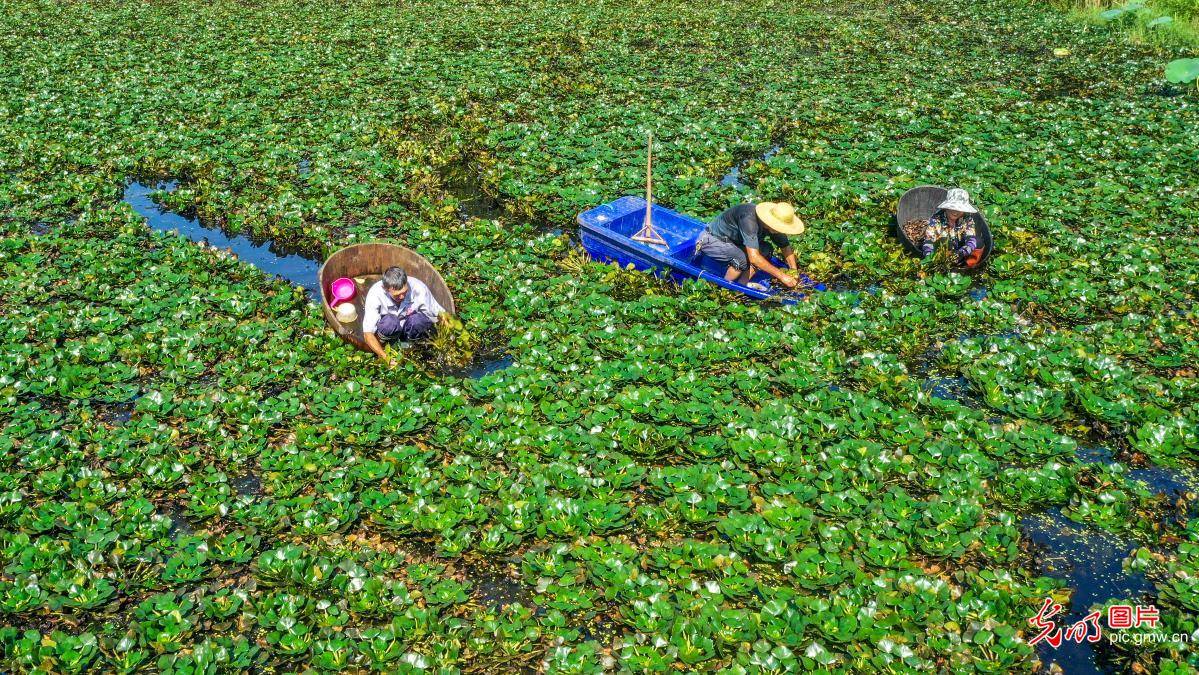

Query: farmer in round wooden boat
left=695, top=202, right=806, bottom=289
left=362, top=266, right=446, bottom=364
left=921, top=188, right=984, bottom=268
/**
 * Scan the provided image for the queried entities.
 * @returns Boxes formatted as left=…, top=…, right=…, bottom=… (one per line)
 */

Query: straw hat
left=937, top=188, right=978, bottom=214
left=755, top=202, right=806, bottom=235
left=335, top=302, right=358, bottom=324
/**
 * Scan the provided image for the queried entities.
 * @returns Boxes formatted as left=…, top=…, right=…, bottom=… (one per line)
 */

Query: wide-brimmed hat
left=937, top=188, right=978, bottom=214
left=755, top=202, right=806, bottom=235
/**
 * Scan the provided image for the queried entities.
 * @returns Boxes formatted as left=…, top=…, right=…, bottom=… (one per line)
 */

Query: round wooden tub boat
left=894, top=185, right=994, bottom=272
left=319, top=243, right=456, bottom=351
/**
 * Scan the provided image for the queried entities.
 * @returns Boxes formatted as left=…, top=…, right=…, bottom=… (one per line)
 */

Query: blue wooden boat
left=577, top=197, right=824, bottom=301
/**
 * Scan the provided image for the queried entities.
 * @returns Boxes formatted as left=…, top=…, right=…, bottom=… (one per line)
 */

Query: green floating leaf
left=1165, top=58, right=1199, bottom=84
left=1146, top=15, right=1172, bottom=28
left=1098, top=8, right=1126, bottom=20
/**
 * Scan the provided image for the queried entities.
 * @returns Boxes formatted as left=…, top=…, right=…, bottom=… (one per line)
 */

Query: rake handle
left=644, top=131, right=653, bottom=228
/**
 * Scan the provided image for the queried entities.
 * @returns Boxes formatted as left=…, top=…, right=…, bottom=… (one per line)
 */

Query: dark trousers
left=377, top=312, right=436, bottom=342
left=694, top=231, right=776, bottom=271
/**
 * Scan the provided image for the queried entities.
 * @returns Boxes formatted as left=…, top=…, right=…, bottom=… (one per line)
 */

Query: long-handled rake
left=631, top=132, right=668, bottom=248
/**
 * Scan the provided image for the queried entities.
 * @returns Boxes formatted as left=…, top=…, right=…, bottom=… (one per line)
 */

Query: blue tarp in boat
left=577, top=197, right=824, bottom=302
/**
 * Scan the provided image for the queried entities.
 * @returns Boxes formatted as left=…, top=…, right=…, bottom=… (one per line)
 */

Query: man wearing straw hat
left=921, top=188, right=983, bottom=267
left=695, top=202, right=807, bottom=289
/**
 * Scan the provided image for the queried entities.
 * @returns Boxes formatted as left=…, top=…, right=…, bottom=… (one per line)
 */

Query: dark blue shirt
left=707, top=204, right=790, bottom=251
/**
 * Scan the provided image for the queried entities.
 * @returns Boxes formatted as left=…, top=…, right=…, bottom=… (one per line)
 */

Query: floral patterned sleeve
left=958, top=216, right=979, bottom=255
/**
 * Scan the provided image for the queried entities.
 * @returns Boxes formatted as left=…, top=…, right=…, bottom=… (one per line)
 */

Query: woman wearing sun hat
left=921, top=188, right=983, bottom=267
left=695, top=201, right=807, bottom=288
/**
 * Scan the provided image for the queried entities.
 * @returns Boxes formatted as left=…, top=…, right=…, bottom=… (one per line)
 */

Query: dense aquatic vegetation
left=1, top=0, right=1198, bottom=671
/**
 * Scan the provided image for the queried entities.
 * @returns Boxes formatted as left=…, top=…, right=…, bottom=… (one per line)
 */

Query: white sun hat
left=937, top=188, right=978, bottom=214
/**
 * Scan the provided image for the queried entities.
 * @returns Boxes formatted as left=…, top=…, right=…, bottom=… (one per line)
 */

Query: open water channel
left=124, top=181, right=322, bottom=300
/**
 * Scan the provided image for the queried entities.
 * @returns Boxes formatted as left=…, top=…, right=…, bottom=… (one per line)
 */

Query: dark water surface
left=124, top=181, right=322, bottom=301
left=1022, top=447, right=1196, bottom=673
left=1022, top=508, right=1154, bottom=674
left=1077, top=446, right=1198, bottom=497
left=446, top=164, right=505, bottom=220
left=921, top=375, right=983, bottom=408
left=462, top=355, right=515, bottom=379
left=721, top=144, right=782, bottom=189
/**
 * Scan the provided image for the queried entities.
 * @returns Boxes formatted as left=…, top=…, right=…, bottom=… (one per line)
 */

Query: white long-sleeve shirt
left=361, top=277, right=446, bottom=334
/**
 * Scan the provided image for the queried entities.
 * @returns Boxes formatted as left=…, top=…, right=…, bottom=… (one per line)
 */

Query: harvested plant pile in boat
left=902, top=218, right=927, bottom=246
